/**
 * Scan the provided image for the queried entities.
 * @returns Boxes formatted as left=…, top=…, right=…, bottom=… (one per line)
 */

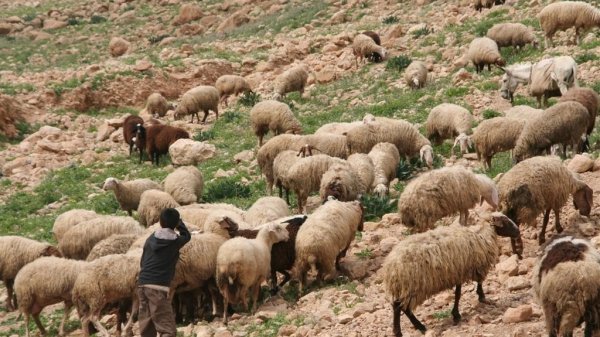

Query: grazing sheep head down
left=419, top=145, right=434, bottom=168
left=102, top=177, right=119, bottom=191
left=490, top=212, right=520, bottom=238
left=41, top=245, right=62, bottom=257
left=453, top=133, right=473, bottom=155
left=475, top=174, right=499, bottom=210
left=373, top=184, right=388, bottom=197
left=266, top=223, right=290, bottom=243
left=218, top=216, right=240, bottom=237
left=573, top=185, right=593, bottom=217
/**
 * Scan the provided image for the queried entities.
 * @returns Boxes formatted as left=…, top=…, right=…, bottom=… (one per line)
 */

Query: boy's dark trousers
left=137, top=286, right=177, bottom=337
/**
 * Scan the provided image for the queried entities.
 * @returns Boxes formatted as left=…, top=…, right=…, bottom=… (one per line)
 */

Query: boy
left=138, top=208, right=191, bottom=337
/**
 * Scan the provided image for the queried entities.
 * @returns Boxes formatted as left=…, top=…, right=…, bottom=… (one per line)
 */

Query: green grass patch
left=386, top=55, right=412, bottom=72
left=575, top=53, right=599, bottom=64
left=354, top=247, right=373, bottom=260
left=382, top=15, right=399, bottom=24
left=482, top=109, right=501, bottom=119
left=203, top=176, right=252, bottom=203
left=432, top=309, right=452, bottom=320
left=238, top=91, right=261, bottom=107
left=193, top=129, right=216, bottom=142
left=411, top=26, right=433, bottom=39
left=0, top=82, right=35, bottom=95
left=360, top=195, right=396, bottom=221
left=477, top=80, right=499, bottom=91
left=244, top=313, right=304, bottom=337
left=445, top=86, right=469, bottom=97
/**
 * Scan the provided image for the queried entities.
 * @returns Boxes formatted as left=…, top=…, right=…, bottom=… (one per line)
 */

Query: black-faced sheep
left=273, top=65, right=309, bottom=100
left=383, top=212, right=520, bottom=337
left=352, top=33, right=387, bottom=67
left=143, top=124, right=190, bottom=166
left=250, top=100, right=302, bottom=147
left=538, top=1, right=600, bottom=48
left=102, top=177, right=162, bottom=216
left=319, top=163, right=362, bottom=203
left=361, top=31, right=383, bottom=62
left=174, top=85, right=220, bottom=124
left=466, top=37, right=506, bottom=73
left=122, top=115, right=144, bottom=156
left=215, top=75, right=252, bottom=106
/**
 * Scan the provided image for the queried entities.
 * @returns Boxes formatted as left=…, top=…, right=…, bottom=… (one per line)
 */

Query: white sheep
left=145, top=92, right=171, bottom=118
left=398, top=166, right=499, bottom=232
left=314, top=121, right=363, bottom=136
left=466, top=37, right=506, bottom=73
left=425, top=103, right=474, bottom=155
left=319, top=162, right=362, bottom=203
left=250, top=100, right=302, bottom=147
left=174, top=85, right=220, bottom=124
left=216, top=222, right=289, bottom=323
left=215, top=74, right=252, bottom=106
left=103, top=177, right=163, bottom=216
left=404, top=61, right=428, bottom=89
left=137, top=189, right=181, bottom=227
left=347, top=153, right=375, bottom=195
left=273, top=65, right=309, bottom=100
left=470, top=117, right=526, bottom=170
left=368, top=142, right=400, bottom=197
left=538, top=1, right=600, bottom=48
left=383, top=212, right=520, bottom=336
left=175, top=203, right=246, bottom=231
left=52, top=209, right=98, bottom=242
left=243, top=196, right=290, bottom=227
left=503, top=105, right=544, bottom=121
left=164, top=166, right=203, bottom=205
left=486, top=23, right=538, bottom=49
left=86, top=234, right=139, bottom=261
left=352, top=33, right=387, bottom=67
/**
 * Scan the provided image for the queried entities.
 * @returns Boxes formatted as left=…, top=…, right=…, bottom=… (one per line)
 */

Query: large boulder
left=173, top=4, right=203, bottom=26
left=169, top=139, right=216, bottom=166
left=109, top=37, right=130, bottom=57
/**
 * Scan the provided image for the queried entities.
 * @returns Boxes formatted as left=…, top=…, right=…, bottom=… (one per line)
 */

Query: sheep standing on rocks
left=398, top=166, right=499, bottom=232
left=533, top=235, right=600, bottom=336
left=425, top=103, right=474, bottom=155
left=273, top=65, right=309, bottom=100
left=0, top=236, right=61, bottom=311
left=216, top=222, right=289, bottom=323
left=368, top=142, right=400, bottom=196
left=143, top=124, right=190, bottom=165
left=559, top=87, right=600, bottom=151
left=352, top=33, right=387, bottom=67
left=122, top=115, right=144, bottom=156
left=137, top=189, right=181, bottom=227
left=250, top=100, right=302, bottom=147
left=513, top=101, right=589, bottom=162
left=243, top=196, right=290, bottom=227
left=486, top=23, right=538, bottom=49
left=383, top=212, right=520, bottom=337
left=174, top=85, right=220, bottom=124
left=404, top=61, right=428, bottom=89
left=466, top=37, right=506, bottom=73
left=295, top=199, right=363, bottom=293
left=103, top=177, right=162, bottom=216
left=497, top=156, right=593, bottom=257
left=538, top=1, right=600, bottom=48
left=145, top=93, right=170, bottom=118
left=52, top=209, right=98, bottom=241
left=470, top=117, right=526, bottom=170
left=215, top=75, right=252, bottom=106
left=164, top=166, right=203, bottom=205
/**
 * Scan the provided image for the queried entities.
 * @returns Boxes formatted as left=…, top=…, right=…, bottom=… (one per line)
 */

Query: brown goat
left=122, top=115, right=144, bottom=156
left=144, top=125, right=190, bottom=166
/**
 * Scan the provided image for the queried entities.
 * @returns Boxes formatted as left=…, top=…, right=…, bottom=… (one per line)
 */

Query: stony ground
left=1, top=0, right=600, bottom=336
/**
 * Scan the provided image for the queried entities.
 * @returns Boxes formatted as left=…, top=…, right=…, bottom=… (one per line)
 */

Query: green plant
left=445, top=86, right=469, bottom=97
left=67, top=18, right=80, bottom=26
left=412, top=26, right=433, bottom=39
left=575, top=53, right=599, bottom=64
left=238, top=91, right=261, bottom=107
left=482, top=109, right=501, bottom=119
left=432, top=309, right=452, bottom=320
left=90, top=15, right=107, bottom=24
left=396, top=159, right=416, bottom=180
left=148, top=34, right=169, bottom=44
left=386, top=55, right=412, bottom=72
left=354, top=247, right=373, bottom=260
left=204, top=177, right=251, bottom=202
left=223, top=110, right=243, bottom=123
left=382, top=15, right=399, bottom=24
left=194, top=129, right=216, bottom=142
left=360, top=195, right=396, bottom=221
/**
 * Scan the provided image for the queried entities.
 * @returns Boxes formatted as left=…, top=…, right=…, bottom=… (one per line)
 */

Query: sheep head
left=419, top=145, right=434, bottom=168
left=103, top=177, right=119, bottom=191
left=218, top=216, right=239, bottom=237
left=452, top=133, right=472, bottom=155
left=264, top=223, right=289, bottom=244
left=573, top=185, right=593, bottom=217
left=490, top=212, right=520, bottom=238
left=475, top=174, right=499, bottom=210
left=41, top=245, right=62, bottom=258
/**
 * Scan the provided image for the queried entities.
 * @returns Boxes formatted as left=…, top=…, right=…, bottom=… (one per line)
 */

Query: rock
left=168, top=139, right=216, bottom=166
left=453, top=68, right=472, bottom=84
left=109, top=37, right=130, bottom=57
left=173, top=4, right=203, bottom=25
left=178, top=23, right=206, bottom=36
left=579, top=222, right=596, bottom=236
left=214, top=168, right=235, bottom=178
left=340, top=256, right=369, bottom=279
left=496, top=254, right=519, bottom=276
left=96, top=123, right=116, bottom=141
left=316, top=67, right=336, bottom=83
left=502, top=305, right=533, bottom=323
left=234, top=150, right=254, bottom=163
left=278, top=324, right=296, bottom=336
left=379, top=237, right=399, bottom=254
left=330, top=10, right=347, bottom=24
left=133, top=59, right=153, bottom=71
left=43, top=19, right=67, bottom=30
left=194, top=325, right=212, bottom=337
left=36, top=140, right=62, bottom=153
left=567, top=154, right=594, bottom=173
left=214, top=330, right=233, bottom=337
left=337, top=314, right=353, bottom=324
left=0, top=23, right=11, bottom=35
left=506, top=276, right=530, bottom=291
left=199, top=15, right=219, bottom=28
left=2, top=157, right=30, bottom=176
left=109, top=129, right=123, bottom=143
left=386, top=25, right=404, bottom=39
left=217, top=10, right=250, bottom=33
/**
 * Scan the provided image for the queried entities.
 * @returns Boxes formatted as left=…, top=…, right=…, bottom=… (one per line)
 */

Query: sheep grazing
left=538, top=1, right=600, bottom=48
left=14, top=257, right=87, bottom=337
left=497, top=156, right=593, bottom=257
left=273, top=65, right=309, bottom=100
left=164, top=166, right=203, bottom=205
left=503, top=105, right=544, bottom=121
left=559, top=87, right=600, bottom=151
left=295, top=199, right=363, bottom=293
left=145, top=92, right=171, bottom=118
left=0, top=236, right=61, bottom=311
left=471, top=117, right=526, bottom=170
left=383, top=212, right=520, bottom=337
left=472, top=0, right=494, bottom=11
left=466, top=37, right=506, bottom=73
left=122, top=115, right=144, bottom=156
left=361, top=31, right=383, bottom=62
left=137, top=189, right=181, bottom=227
left=368, top=142, right=400, bottom=196
left=174, top=85, right=220, bottom=124
left=533, top=235, right=600, bottom=336
left=314, top=121, right=363, bottom=136
left=404, top=61, right=428, bottom=89
left=102, top=177, right=162, bottom=216
left=216, top=222, right=290, bottom=323
left=143, top=124, right=190, bottom=165
left=250, top=100, right=302, bottom=147
left=52, top=209, right=98, bottom=241
left=352, top=33, right=387, bottom=67
left=347, top=153, right=375, bottom=195
left=273, top=149, right=305, bottom=203
left=486, top=23, right=538, bottom=50
left=215, top=74, right=252, bottom=106
left=86, top=234, right=139, bottom=261
left=319, top=163, right=362, bottom=203
left=513, top=101, right=588, bottom=162
left=398, top=166, right=499, bottom=232
left=243, top=196, right=290, bottom=227
left=426, top=103, right=474, bottom=155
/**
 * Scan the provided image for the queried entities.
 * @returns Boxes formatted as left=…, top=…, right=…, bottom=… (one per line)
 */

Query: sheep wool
left=250, top=100, right=302, bottom=146
left=538, top=1, right=600, bottom=48
left=503, top=105, right=544, bottom=121
left=174, top=85, right=220, bottom=124
left=52, top=209, right=98, bottom=241
left=243, top=196, right=290, bottom=228
left=426, top=103, right=474, bottom=154
left=466, top=37, right=505, bottom=73
left=352, top=33, right=386, bottom=66
left=368, top=142, right=400, bottom=196
left=559, top=87, right=599, bottom=136
left=486, top=23, right=538, bottom=49
left=273, top=150, right=303, bottom=201
left=85, top=234, right=139, bottom=261
left=164, top=166, right=203, bottom=205
left=398, top=166, right=499, bottom=232
left=137, top=189, right=181, bottom=227
left=470, top=117, right=526, bottom=169
left=404, top=61, right=428, bottom=89
left=103, top=177, right=162, bottom=216
left=145, top=92, right=170, bottom=117
left=273, top=65, right=309, bottom=100
left=215, top=74, right=252, bottom=106
left=314, top=121, right=363, bottom=136
left=176, top=203, right=245, bottom=230
left=347, top=153, right=375, bottom=194
left=319, top=163, right=362, bottom=203
left=472, top=0, right=495, bottom=11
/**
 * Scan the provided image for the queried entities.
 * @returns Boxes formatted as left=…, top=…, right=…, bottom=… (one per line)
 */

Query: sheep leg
left=404, top=308, right=426, bottom=333
left=487, top=63, right=491, bottom=72
left=90, top=314, right=110, bottom=337
left=575, top=28, right=581, bottom=46
left=32, top=313, right=46, bottom=336
left=258, top=135, right=264, bottom=147
left=451, top=284, right=462, bottom=324
left=510, top=236, right=523, bottom=259
left=269, top=271, right=279, bottom=294
left=24, top=314, right=31, bottom=337
left=392, top=301, right=403, bottom=337
left=5, top=281, right=15, bottom=311
left=128, top=142, right=133, bottom=156
left=285, top=188, right=290, bottom=205
left=485, top=156, right=492, bottom=171
left=554, top=209, right=563, bottom=233
left=336, top=245, right=350, bottom=270
left=539, top=208, right=551, bottom=245
left=59, top=302, right=73, bottom=336
left=277, top=271, right=291, bottom=290
left=251, top=284, right=260, bottom=314
left=459, top=211, right=468, bottom=226
left=122, top=297, right=138, bottom=337
left=222, top=294, right=229, bottom=324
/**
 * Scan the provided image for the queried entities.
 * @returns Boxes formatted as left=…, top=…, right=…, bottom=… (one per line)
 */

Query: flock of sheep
left=2, top=1, right=600, bottom=337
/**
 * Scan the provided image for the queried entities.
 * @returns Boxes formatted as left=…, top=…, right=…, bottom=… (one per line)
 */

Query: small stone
left=217, top=10, right=250, bottom=33
left=567, top=154, right=594, bottom=173
left=133, top=60, right=153, bottom=71
left=214, top=168, right=235, bottom=178
left=506, top=276, right=530, bottom=291
left=214, top=330, right=233, bottom=337
left=96, top=123, right=116, bottom=141
left=502, top=305, right=533, bottom=323
left=579, top=222, right=596, bottom=236
left=496, top=254, right=519, bottom=276
left=43, top=19, right=67, bottom=30
left=0, top=23, right=12, bottom=35
left=337, top=314, right=353, bottom=324
left=109, top=37, right=130, bottom=57
left=234, top=150, right=254, bottom=163
left=278, top=324, right=296, bottom=336
left=173, top=4, right=203, bottom=25
left=168, top=139, right=216, bottom=166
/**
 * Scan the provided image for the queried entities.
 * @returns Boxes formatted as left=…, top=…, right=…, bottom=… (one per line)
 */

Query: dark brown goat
left=122, top=115, right=144, bottom=156
left=144, top=124, right=190, bottom=166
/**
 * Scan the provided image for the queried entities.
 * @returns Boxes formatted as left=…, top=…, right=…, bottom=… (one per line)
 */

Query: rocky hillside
left=1, top=0, right=600, bottom=336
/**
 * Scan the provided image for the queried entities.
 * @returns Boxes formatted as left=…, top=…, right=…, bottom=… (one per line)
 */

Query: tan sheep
left=174, top=85, right=220, bottom=124
left=215, top=74, right=252, bottom=106
left=486, top=23, right=538, bottom=49
left=470, top=117, right=526, bottom=170
left=102, top=177, right=162, bottom=216
left=319, top=163, right=362, bottom=203
left=404, top=61, right=428, bottom=89
left=466, top=37, right=506, bottom=73
left=503, top=105, right=544, bottom=121
left=145, top=93, right=171, bottom=118
left=426, top=103, right=474, bottom=155
left=559, top=87, right=600, bottom=151
left=314, top=121, right=363, bottom=136
left=52, top=209, right=98, bottom=242
left=538, top=1, right=600, bottom=48
left=175, top=203, right=246, bottom=230
left=352, top=33, right=387, bottom=67
left=137, top=189, right=181, bottom=227
left=164, top=166, right=203, bottom=205
left=368, top=142, right=400, bottom=197
left=85, top=234, right=139, bottom=261
left=273, top=65, right=309, bottom=100
left=347, top=153, right=375, bottom=194
left=250, top=100, right=302, bottom=147
left=243, top=196, right=290, bottom=227
left=273, top=150, right=304, bottom=202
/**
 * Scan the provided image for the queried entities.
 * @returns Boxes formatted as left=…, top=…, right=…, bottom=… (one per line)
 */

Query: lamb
left=142, top=124, right=190, bottom=165
left=314, top=121, right=363, bottom=136
left=294, top=199, right=363, bottom=293
left=368, top=142, right=400, bottom=196
left=0, top=236, right=61, bottom=311
left=14, top=257, right=87, bottom=337
left=538, top=1, right=600, bottom=48
left=145, top=92, right=170, bottom=118
left=164, top=166, right=203, bottom=205
left=250, top=100, right=302, bottom=147
left=86, top=234, right=139, bottom=261
left=513, top=101, right=589, bottom=162
left=216, top=222, right=290, bottom=323
left=137, top=189, right=181, bottom=227
left=273, top=65, right=309, bottom=100
left=470, top=117, right=526, bottom=170
left=497, top=156, right=593, bottom=257
left=102, top=177, right=162, bottom=216
left=486, top=23, right=538, bottom=49
left=466, top=37, right=506, bottom=73
left=347, top=153, right=375, bottom=195
left=397, top=166, right=499, bottom=232
left=533, top=235, right=600, bottom=336
left=404, top=61, right=428, bottom=89
left=58, top=216, right=145, bottom=260
left=243, top=196, right=290, bottom=227
left=352, top=33, right=387, bottom=67
left=361, top=30, right=383, bottom=62
left=174, top=85, right=220, bottom=124
left=426, top=103, right=474, bottom=155
left=215, top=75, right=252, bottom=106
left=559, top=87, right=599, bottom=151
left=383, top=212, right=520, bottom=337
left=503, top=105, right=544, bottom=121
left=52, top=209, right=98, bottom=241
left=319, top=163, right=362, bottom=203
left=122, top=115, right=144, bottom=156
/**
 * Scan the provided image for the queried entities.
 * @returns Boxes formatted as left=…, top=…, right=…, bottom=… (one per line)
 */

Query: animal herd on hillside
left=1, top=1, right=600, bottom=337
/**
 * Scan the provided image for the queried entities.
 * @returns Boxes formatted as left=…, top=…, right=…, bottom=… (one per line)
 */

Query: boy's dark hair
left=160, top=208, right=180, bottom=229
